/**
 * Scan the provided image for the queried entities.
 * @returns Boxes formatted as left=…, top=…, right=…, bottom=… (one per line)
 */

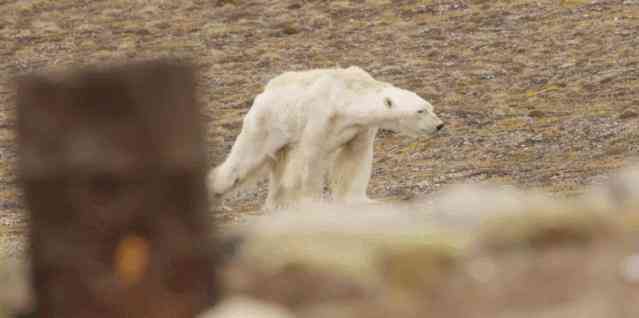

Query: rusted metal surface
left=16, top=60, right=218, bottom=318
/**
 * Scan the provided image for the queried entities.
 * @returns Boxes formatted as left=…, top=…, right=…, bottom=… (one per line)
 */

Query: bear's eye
left=383, top=97, right=393, bottom=109
left=417, top=109, right=426, bottom=114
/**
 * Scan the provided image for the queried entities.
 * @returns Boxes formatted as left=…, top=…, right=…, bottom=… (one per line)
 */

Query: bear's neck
left=342, top=107, right=409, bottom=128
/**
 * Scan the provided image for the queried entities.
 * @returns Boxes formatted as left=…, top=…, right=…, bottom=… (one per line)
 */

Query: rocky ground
left=2, top=0, right=639, bottom=316
left=5, top=0, right=639, bottom=217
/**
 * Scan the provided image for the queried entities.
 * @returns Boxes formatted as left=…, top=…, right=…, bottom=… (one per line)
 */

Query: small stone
left=619, top=110, right=638, bottom=120
left=528, top=110, right=546, bottom=118
left=531, top=78, right=547, bottom=85
left=480, top=73, right=496, bottom=80
left=279, top=24, right=300, bottom=36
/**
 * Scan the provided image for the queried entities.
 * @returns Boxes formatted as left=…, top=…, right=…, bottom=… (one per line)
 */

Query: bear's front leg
left=264, top=147, right=297, bottom=211
left=330, top=128, right=378, bottom=203
left=301, top=148, right=328, bottom=203
left=262, top=144, right=324, bottom=210
left=297, top=119, right=334, bottom=204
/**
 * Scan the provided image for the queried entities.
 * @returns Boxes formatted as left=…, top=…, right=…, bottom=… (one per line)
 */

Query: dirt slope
left=3, top=0, right=639, bottom=221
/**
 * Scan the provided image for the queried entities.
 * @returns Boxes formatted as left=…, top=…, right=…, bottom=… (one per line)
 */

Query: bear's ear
left=383, top=97, right=393, bottom=109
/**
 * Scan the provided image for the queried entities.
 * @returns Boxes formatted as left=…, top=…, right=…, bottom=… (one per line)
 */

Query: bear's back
left=264, top=66, right=387, bottom=93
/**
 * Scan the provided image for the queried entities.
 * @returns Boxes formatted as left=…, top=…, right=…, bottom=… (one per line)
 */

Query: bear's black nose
left=436, top=123, right=445, bottom=131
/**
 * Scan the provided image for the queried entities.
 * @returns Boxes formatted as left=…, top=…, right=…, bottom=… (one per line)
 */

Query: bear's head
left=377, top=86, right=444, bottom=137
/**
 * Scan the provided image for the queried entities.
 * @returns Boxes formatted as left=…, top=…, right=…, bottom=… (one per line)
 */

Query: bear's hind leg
left=263, top=140, right=329, bottom=210
left=208, top=125, right=284, bottom=196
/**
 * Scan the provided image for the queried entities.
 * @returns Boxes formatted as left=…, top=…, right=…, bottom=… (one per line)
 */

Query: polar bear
left=208, top=66, right=444, bottom=210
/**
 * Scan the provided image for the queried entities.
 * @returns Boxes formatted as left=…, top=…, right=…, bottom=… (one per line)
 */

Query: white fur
left=208, top=66, right=444, bottom=210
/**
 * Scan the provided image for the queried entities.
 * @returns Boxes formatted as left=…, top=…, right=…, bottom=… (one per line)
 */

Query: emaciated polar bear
left=208, top=66, right=444, bottom=210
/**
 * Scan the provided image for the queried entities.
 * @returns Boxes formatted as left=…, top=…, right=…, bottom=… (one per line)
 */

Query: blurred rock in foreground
left=3, top=165, right=639, bottom=317
left=218, top=165, right=639, bottom=318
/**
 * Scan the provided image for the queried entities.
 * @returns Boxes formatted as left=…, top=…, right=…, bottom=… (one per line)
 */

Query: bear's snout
left=436, top=123, right=445, bottom=131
